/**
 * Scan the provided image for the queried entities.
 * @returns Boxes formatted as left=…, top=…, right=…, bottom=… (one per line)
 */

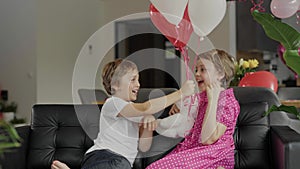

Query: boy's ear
left=111, top=85, right=117, bottom=91
left=111, top=83, right=119, bottom=92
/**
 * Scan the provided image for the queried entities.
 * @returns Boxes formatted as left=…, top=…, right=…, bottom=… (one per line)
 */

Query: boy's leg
left=82, top=149, right=131, bottom=169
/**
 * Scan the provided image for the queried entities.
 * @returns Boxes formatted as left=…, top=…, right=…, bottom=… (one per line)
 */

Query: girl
left=148, top=49, right=240, bottom=169
left=51, top=59, right=195, bottom=169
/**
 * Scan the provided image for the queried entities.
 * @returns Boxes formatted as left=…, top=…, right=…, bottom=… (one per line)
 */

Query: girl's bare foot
left=51, top=160, right=70, bottom=169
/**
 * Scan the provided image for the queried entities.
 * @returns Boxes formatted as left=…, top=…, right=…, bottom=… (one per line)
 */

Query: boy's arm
left=138, top=115, right=157, bottom=152
left=118, top=80, right=195, bottom=117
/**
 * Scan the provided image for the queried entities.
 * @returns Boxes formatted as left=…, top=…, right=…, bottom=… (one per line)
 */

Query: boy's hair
left=102, top=59, right=137, bottom=95
left=198, top=49, right=236, bottom=88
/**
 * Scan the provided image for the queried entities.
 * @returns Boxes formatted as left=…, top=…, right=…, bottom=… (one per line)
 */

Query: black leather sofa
left=2, top=87, right=300, bottom=169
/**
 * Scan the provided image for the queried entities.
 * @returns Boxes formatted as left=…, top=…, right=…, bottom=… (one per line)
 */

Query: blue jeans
left=81, top=149, right=131, bottom=169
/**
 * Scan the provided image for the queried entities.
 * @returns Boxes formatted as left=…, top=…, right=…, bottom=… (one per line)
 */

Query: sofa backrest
left=27, top=87, right=280, bottom=169
left=233, top=87, right=280, bottom=169
left=28, top=104, right=102, bottom=169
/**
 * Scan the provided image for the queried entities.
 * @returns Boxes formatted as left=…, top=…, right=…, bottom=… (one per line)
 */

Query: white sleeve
left=102, top=97, right=129, bottom=120
left=156, top=95, right=198, bottom=138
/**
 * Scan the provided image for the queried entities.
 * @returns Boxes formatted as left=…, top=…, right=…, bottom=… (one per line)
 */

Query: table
left=92, top=101, right=105, bottom=104
left=280, top=100, right=300, bottom=108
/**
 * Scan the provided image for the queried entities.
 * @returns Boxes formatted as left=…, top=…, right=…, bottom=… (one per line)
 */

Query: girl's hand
left=180, top=80, right=195, bottom=97
left=139, top=115, right=158, bottom=131
left=169, top=104, right=180, bottom=115
left=206, top=82, right=223, bottom=102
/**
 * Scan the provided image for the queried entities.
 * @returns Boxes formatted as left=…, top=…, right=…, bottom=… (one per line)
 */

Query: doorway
left=115, top=18, right=181, bottom=89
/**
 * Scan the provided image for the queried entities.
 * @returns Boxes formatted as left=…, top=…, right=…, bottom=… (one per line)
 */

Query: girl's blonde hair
left=198, top=49, right=236, bottom=88
left=102, top=59, right=137, bottom=95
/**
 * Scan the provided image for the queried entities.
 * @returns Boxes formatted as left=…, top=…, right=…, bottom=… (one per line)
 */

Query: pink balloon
left=238, top=71, right=278, bottom=92
left=270, top=0, right=300, bottom=18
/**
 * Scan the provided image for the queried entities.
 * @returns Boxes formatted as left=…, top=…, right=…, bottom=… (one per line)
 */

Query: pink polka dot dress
left=146, top=88, right=240, bottom=169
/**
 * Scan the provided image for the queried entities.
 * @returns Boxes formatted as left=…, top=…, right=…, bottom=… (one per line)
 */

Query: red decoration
left=149, top=4, right=193, bottom=50
left=238, top=71, right=278, bottom=92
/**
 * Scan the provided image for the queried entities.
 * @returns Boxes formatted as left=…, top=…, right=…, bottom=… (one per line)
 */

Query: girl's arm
left=118, top=80, right=195, bottom=117
left=201, top=100, right=226, bottom=145
left=200, top=84, right=226, bottom=145
left=138, top=115, right=157, bottom=152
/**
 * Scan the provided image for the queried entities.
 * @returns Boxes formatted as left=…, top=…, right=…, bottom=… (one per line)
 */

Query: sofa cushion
left=27, top=105, right=101, bottom=169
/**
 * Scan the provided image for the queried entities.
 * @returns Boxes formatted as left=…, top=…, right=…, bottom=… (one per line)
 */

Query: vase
left=3, top=112, right=14, bottom=123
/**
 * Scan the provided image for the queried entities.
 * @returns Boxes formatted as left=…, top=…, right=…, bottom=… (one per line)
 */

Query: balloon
left=149, top=4, right=193, bottom=49
left=277, top=44, right=298, bottom=79
left=270, top=0, right=300, bottom=19
left=150, top=0, right=188, bottom=26
left=188, top=0, right=227, bottom=37
left=238, top=71, right=278, bottom=92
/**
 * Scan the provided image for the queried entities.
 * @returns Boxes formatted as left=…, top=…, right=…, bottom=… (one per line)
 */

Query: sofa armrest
left=271, top=126, right=300, bottom=169
left=0, top=125, right=30, bottom=169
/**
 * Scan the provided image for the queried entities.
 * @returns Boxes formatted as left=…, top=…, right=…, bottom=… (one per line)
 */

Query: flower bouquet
left=230, top=58, right=259, bottom=86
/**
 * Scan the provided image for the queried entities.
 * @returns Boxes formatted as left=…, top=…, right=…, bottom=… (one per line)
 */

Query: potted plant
left=0, top=101, right=17, bottom=123
left=0, top=119, right=21, bottom=169
left=0, top=120, right=21, bottom=153
left=252, top=10, right=300, bottom=119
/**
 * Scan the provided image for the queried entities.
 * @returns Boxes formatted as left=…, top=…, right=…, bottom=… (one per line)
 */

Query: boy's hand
left=169, top=104, right=180, bottom=115
left=180, top=80, right=195, bottom=97
left=139, top=115, right=158, bottom=131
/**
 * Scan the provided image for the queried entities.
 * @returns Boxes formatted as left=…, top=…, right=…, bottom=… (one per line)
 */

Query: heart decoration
left=150, top=0, right=227, bottom=38
left=188, top=0, right=227, bottom=37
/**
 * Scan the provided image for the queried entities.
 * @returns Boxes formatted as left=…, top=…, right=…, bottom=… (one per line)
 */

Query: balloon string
left=179, top=46, right=190, bottom=80
left=296, top=10, right=300, bottom=25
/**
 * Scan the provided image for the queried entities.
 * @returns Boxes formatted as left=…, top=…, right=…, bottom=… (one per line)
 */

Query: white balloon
left=150, top=0, right=189, bottom=26
left=188, top=0, right=227, bottom=36
left=187, top=32, right=215, bottom=55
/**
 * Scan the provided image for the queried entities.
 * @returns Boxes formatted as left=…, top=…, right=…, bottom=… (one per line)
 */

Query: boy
left=52, top=59, right=195, bottom=169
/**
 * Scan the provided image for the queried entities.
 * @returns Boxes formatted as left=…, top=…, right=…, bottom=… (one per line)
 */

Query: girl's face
left=195, top=58, right=222, bottom=91
left=113, top=68, right=140, bottom=102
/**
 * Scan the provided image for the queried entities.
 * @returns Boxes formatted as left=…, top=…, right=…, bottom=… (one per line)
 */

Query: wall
left=36, top=0, right=103, bottom=103
left=0, top=0, right=36, bottom=121
left=0, top=0, right=103, bottom=121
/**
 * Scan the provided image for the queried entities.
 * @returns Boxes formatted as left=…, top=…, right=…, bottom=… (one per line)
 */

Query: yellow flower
left=249, top=59, right=259, bottom=69
left=242, top=61, right=250, bottom=69
left=239, top=58, right=244, bottom=67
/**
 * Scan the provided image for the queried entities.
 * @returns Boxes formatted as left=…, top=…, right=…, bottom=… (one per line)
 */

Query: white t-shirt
left=86, top=96, right=142, bottom=166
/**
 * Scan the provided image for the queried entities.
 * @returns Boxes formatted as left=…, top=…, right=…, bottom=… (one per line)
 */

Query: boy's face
left=194, top=58, right=222, bottom=91
left=113, top=68, right=140, bottom=102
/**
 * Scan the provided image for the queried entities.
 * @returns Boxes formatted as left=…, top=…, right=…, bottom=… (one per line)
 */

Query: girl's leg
left=217, top=167, right=225, bottom=169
